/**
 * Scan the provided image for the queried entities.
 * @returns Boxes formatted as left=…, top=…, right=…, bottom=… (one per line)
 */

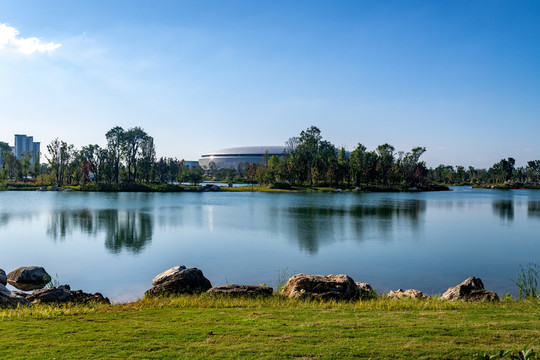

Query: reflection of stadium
left=198, top=146, right=286, bottom=169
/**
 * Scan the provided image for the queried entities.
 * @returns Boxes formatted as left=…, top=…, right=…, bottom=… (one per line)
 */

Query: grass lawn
left=1, top=296, right=538, bottom=359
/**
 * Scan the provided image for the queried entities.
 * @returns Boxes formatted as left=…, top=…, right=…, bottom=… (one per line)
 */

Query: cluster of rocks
left=0, top=266, right=109, bottom=308
left=1, top=264, right=500, bottom=308
left=144, top=268, right=375, bottom=300
left=145, top=267, right=498, bottom=303
left=145, top=266, right=273, bottom=298
left=386, top=277, right=498, bottom=301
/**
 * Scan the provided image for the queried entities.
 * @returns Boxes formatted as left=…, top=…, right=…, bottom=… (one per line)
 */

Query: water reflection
left=493, top=200, right=514, bottom=221
left=528, top=201, right=540, bottom=219
left=47, top=209, right=153, bottom=254
left=284, top=200, right=425, bottom=254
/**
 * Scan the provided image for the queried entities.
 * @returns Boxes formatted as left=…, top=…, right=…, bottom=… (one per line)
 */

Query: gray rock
left=145, top=268, right=212, bottom=297
left=50, top=185, right=59, bottom=191
left=207, top=284, right=273, bottom=297
left=388, top=288, right=428, bottom=299
left=355, top=282, right=375, bottom=298
left=0, top=284, right=29, bottom=308
left=440, top=277, right=499, bottom=301
left=0, top=269, right=6, bottom=286
left=7, top=266, right=51, bottom=291
left=27, top=284, right=110, bottom=304
left=152, top=265, right=187, bottom=286
left=281, top=274, right=359, bottom=300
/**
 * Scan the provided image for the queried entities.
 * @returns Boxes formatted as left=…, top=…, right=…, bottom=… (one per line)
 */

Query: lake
left=0, top=187, right=538, bottom=301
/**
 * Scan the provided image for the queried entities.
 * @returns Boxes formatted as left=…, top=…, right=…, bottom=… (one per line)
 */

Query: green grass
left=1, top=296, right=538, bottom=359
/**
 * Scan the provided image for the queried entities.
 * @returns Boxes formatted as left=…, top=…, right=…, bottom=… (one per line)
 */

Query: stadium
left=198, top=146, right=286, bottom=169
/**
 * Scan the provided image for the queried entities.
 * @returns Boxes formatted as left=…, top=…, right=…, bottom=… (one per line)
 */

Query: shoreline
left=0, top=182, right=451, bottom=193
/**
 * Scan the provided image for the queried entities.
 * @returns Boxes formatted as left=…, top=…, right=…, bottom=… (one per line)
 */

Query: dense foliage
left=1, top=125, right=540, bottom=188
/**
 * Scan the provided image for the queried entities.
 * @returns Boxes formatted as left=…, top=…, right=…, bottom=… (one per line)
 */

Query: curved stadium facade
left=198, top=146, right=286, bottom=169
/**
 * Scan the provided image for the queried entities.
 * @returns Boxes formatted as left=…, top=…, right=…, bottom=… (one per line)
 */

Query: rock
left=0, top=284, right=29, bottom=308
left=440, top=277, right=499, bottom=301
left=281, top=274, right=359, bottom=300
left=152, top=265, right=187, bottom=286
left=62, top=188, right=72, bottom=192
left=0, top=269, right=6, bottom=286
left=7, top=266, right=51, bottom=291
left=354, top=187, right=362, bottom=192
left=50, top=185, right=59, bottom=191
left=207, top=284, right=273, bottom=297
left=355, top=282, right=375, bottom=298
left=145, top=268, right=212, bottom=297
left=334, top=189, right=342, bottom=192
left=27, top=284, right=110, bottom=304
left=388, top=289, right=428, bottom=299
left=37, top=186, right=48, bottom=191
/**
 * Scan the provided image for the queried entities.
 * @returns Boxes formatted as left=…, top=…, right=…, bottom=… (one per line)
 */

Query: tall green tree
left=376, top=143, right=395, bottom=185
left=122, top=127, right=148, bottom=183
left=106, top=126, right=125, bottom=183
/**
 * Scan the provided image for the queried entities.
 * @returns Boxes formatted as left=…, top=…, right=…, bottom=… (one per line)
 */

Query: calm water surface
left=0, top=187, right=538, bottom=301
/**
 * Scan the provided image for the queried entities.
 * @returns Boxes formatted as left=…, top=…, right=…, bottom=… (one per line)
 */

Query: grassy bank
left=1, top=296, right=538, bottom=359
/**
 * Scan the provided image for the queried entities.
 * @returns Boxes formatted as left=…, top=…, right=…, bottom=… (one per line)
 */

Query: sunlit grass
left=1, top=295, right=538, bottom=358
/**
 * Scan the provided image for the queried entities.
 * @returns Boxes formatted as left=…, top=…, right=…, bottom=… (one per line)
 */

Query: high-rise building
left=14, top=134, right=40, bottom=164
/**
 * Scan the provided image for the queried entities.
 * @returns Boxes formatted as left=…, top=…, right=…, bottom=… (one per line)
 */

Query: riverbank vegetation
left=1, top=295, right=538, bottom=359
left=1, top=125, right=540, bottom=191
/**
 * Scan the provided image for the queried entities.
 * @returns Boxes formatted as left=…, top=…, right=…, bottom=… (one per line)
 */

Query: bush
left=268, top=182, right=291, bottom=190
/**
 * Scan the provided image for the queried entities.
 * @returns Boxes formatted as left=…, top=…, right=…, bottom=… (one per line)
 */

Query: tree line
left=1, top=125, right=540, bottom=187
left=208, top=126, right=540, bottom=188
left=0, top=126, right=202, bottom=186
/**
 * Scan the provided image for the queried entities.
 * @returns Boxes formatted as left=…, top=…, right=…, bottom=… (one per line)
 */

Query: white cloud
left=0, top=23, right=61, bottom=54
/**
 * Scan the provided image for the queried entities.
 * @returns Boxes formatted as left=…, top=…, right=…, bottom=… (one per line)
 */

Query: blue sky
left=0, top=0, right=539, bottom=168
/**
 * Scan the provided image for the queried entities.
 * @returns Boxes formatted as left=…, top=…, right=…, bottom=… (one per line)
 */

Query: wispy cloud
left=0, top=23, right=61, bottom=54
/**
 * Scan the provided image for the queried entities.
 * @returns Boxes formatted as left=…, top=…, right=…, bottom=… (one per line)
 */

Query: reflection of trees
left=102, top=210, right=153, bottom=254
left=0, top=213, right=10, bottom=227
left=286, top=200, right=425, bottom=254
left=493, top=200, right=514, bottom=221
left=47, top=209, right=153, bottom=254
left=528, top=201, right=540, bottom=219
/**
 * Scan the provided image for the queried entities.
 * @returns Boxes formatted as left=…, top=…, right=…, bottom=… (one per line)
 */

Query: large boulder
left=0, top=284, right=29, bottom=308
left=440, top=277, right=499, bottom=301
left=152, top=265, right=187, bottom=286
left=388, top=289, right=428, bottom=299
left=7, top=266, right=51, bottom=291
left=207, top=284, right=273, bottom=297
left=281, top=274, right=359, bottom=300
left=27, top=284, right=110, bottom=304
left=0, top=269, right=6, bottom=286
left=145, top=268, right=212, bottom=297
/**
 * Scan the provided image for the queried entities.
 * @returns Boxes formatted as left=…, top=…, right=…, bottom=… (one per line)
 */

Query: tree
left=297, top=126, right=322, bottom=185
left=182, top=164, right=204, bottom=185
left=106, top=126, right=125, bottom=183
left=138, top=136, right=156, bottom=183
left=121, top=127, right=148, bottom=183
left=400, top=147, right=427, bottom=187
left=46, top=138, right=74, bottom=186
left=350, top=143, right=367, bottom=186
left=376, top=143, right=395, bottom=185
